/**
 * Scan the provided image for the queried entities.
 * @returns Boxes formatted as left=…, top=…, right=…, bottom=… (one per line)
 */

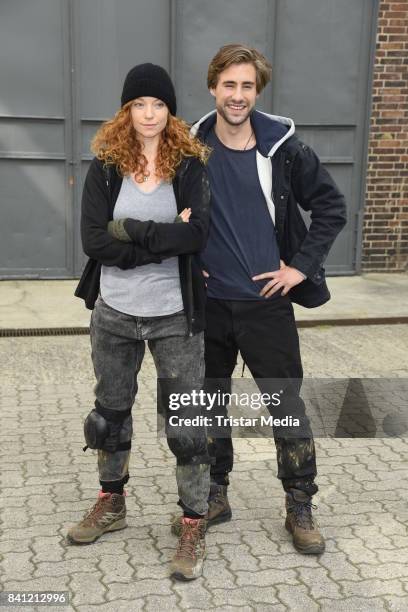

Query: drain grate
left=0, top=327, right=90, bottom=337
left=0, top=317, right=406, bottom=338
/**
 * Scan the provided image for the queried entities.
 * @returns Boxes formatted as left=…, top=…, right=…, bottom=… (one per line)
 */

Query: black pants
left=204, top=296, right=318, bottom=497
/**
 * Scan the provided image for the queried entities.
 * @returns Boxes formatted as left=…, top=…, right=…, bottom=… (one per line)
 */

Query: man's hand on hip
left=252, top=262, right=305, bottom=298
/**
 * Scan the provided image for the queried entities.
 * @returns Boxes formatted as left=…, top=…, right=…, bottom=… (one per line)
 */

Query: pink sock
left=98, top=489, right=127, bottom=498
left=182, top=517, right=201, bottom=524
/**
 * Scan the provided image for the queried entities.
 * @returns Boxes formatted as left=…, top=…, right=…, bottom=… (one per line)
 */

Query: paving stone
left=370, top=547, right=408, bottom=564
left=70, top=571, right=107, bottom=606
left=198, top=558, right=236, bottom=589
left=64, top=539, right=127, bottom=560
left=257, top=553, right=319, bottom=570
left=105, top=578, right=173, bottom=600
left=319, top=596, right=388, bottom=611
left=0, top=551, right=34, bottom=582
left=339, top=578, right=406, bottom=598
left=172, top=580, right=214, bottom=608
left=2, top=577, right=70, bottom=592
left=235, top=568, right=298, bottom=587
left=0, top=470, right=26, bottom=487
left=99, top=555, right=134, bottom=582
left=33, top=558, right=95, bottom=578
left=31, top=512, right=75, bottom=526
left=0, top=540, right=31, bottom=554
left=383, top=595, right=408, bottom=611
left=379, top=518, right=407, bottom=536
left=134, top=562, right=170, bottom=581
left=199, top=606, right=257, bottom=612
left=31, top=536, right=65, bottom=563
left=126, top=538, right=163, bottom=566
left=144, top=594, right=181, bottom=611
left=208, top=531, right=247, bottom=546
left=363, top=480, right=406, bottom=492
left=241, top=532, right=280, bottom=556
left=322, top=514, right=372, bottom=528
left=0, top=507, right=31, bottom=529
left=319, top=551, right=362, bottom=581
left=296, top=566, right=343, bottom=599
left=358, top=562, right=408, bottom=580
left=0, top=490, right=44, bottom=508
left=212, top=585, right=279, bottom=607
left=352, top=526, right=396, bottom=549
left=276, top=583, right=319, bottom=611
left=219, top=513, right=275, bottom=530
left=218, top=543, right=259, bottom=572
left=77, top=602, right=144, bottom=612
left=323, top=538, right=340, bottom=553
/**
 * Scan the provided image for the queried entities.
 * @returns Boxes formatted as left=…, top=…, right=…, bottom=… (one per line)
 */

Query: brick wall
left=362, top=1, right=408, bottom=272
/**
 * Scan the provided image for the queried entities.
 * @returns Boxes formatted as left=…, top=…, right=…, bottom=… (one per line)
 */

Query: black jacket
left=191, top=110, right=347, bottom=307
left=75, top=156, right=210, bottom=334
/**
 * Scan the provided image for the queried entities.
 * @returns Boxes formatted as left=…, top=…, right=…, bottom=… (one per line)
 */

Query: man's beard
left=216, top=102, right=254, bottom=126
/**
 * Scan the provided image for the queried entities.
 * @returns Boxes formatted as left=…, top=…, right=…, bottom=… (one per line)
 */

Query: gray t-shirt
left=100, top=177, right=183, bottom=317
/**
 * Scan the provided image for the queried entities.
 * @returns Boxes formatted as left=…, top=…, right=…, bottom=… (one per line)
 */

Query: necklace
left=135, top=170, right=150, bottom=183
left=243, top=129, right=254, bottom=150
left=214, top=126, right=254, bottom=150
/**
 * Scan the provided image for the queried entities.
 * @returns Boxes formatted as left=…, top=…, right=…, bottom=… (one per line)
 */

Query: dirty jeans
left=205, top=296, right=318, bottom=497
left=89, top=295, right=210, bottom=515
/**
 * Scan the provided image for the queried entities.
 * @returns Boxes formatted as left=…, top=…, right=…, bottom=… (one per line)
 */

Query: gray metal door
left=0, top=0, right=378, bottom=278
left=0, top=0, right=73, bottom=278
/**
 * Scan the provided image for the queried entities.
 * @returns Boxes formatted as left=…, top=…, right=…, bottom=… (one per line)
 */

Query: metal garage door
left=0, top=0, right=379, bottom=278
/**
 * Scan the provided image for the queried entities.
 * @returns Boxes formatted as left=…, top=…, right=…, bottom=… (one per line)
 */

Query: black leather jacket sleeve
left=80, top=158, right=162, bottom=268
left=122, top=157, right=211, bottom=256
left=289, top=144, right=347, bottom=279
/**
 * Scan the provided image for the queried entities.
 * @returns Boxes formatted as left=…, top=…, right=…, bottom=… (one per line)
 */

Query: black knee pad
left=158, top=377, right=214, bottom=466
left=167, top=432, right=213, bottom=465
left=83, top=401, right=131, bottom=453
left=166, top=409, right=214, bottom=466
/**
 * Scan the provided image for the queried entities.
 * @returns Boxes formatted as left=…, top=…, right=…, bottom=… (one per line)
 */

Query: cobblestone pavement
left=0, top=325, right=407, bottom=612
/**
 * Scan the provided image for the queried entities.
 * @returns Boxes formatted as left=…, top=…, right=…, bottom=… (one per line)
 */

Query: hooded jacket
left=191, top=109, right=347, bottom=307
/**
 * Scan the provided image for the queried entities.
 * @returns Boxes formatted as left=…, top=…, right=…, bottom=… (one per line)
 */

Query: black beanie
left=121, top=63, right=177, bottom=115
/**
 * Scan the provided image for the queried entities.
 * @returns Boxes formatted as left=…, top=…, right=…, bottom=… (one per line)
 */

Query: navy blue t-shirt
left=201, top=128, right=281, bottom=300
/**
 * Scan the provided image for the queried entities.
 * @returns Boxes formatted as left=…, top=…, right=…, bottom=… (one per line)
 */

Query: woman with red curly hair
left=69, top=64, right=212, bottom=580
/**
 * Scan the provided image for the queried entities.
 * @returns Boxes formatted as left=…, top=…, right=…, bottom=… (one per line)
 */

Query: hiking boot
left=170, top=517, right=207, bottom=580
left=285, top=489, right=325, bottom=555
left=171, top=483, right=232, bottom=536
left=67, top=491, right=127, bottom=544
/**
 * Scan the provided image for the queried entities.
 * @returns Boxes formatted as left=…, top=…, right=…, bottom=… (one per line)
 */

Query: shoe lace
left=211, top=492, right=224, bottom=506
left=293, top=500, right=318, bottom=530
left=82, top=496, right=109, bottom=525
left=209, top=487, right=225, bottom=506
left=176, top=522, right=202, bottom=559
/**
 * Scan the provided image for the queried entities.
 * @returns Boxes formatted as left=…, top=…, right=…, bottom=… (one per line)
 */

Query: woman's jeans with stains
left=204, top=296, right=318, bottom=497
left=89, top=296, right=210, bottom=516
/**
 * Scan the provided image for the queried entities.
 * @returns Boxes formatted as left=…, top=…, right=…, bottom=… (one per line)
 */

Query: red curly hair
left=91, top=103, right=210, bottom=180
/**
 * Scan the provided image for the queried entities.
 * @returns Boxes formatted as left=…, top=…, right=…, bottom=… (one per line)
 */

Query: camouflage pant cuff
left=281, top=477, right=318, bottom=496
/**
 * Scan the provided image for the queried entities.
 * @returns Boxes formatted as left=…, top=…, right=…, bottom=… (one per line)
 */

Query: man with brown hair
left=172, top=44, right=347, bottom=554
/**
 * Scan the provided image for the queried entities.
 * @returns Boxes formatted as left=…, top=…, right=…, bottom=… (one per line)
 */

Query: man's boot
left=171, top=483, right=232, bottom=536
left=285, top=488, right=325, bottom=554
left=170, top=517, right=207, bottom=580
left=67, top=491, right=127, bottom=544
